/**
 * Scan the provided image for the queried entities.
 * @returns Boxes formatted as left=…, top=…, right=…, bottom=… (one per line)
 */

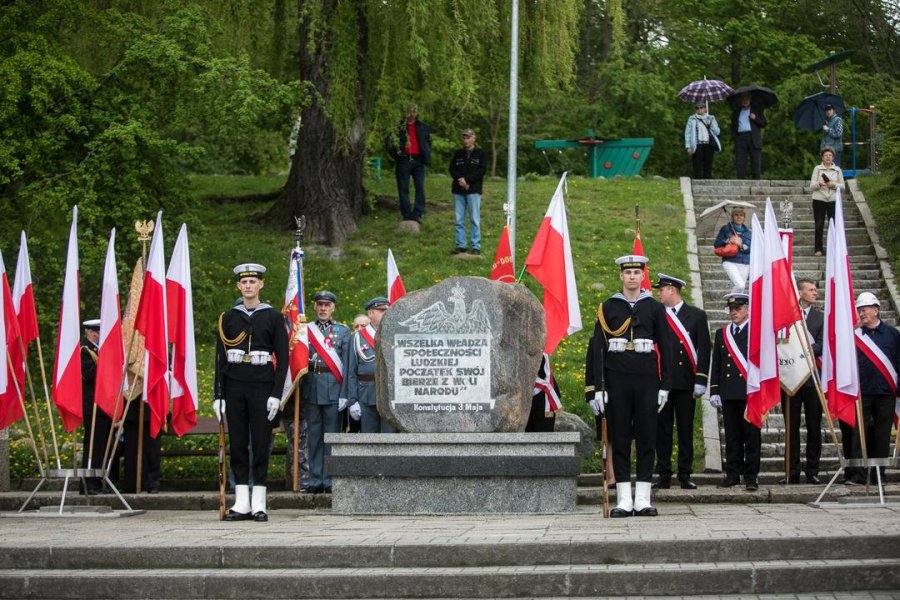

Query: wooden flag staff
left=16, top=336, right=50, bottom=469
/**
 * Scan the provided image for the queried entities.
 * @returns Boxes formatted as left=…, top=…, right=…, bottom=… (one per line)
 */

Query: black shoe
left=146, top=488, right=159, bottom=494
left=224, top=510, right=252, bottom=522
left=323, top=486, right=332, bottom=494
left=252, top=511, right=268, bottom=522
left=779, top=475, right=800, bottom=485
left=609, top=507, right=632, bottom=518
left=745, top=479, right=759, bottom=491
left=651, top=477, right=671, bottom=490
left=678, top=477, right=698, bottom=490
left=842, top=476, right=863, bottom=486
left=471, top=249, right=481, bottom=255
left=717, top=477, right=740, bottom=488
left=452, top=247, right=466, bottom=254
left=634, top=506, right=658, bottom=517
left=306, top=485, right=323, bottom=494
left=806, top=474, right=822, bottom=485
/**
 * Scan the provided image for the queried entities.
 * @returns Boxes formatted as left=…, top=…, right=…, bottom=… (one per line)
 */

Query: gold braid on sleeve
left=596, top=304, right=630, bottom=338
left=218, top=312, right=248, bottom=348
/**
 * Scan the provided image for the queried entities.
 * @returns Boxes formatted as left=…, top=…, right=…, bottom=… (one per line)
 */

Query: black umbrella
left=792, top=92, right=846, bottom=132
left=727, top=85, right=779, bottom=109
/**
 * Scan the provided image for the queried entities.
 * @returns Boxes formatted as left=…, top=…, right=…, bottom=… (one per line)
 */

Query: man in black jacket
left=780, top=278, right=824, bottom=484
left=386, top=105, right=431, bottom=223
left=651, top=274, right=710, bottom=490
left=709, top=293, right=760, bottom=490
left=730, top=93, right=767, bottom=180
left=449, top=128, right=487, bottom=255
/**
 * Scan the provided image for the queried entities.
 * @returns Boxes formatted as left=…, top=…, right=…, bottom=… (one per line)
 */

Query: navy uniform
left=652, top=274, right=710, bottom=490
left=708, top=293, right=760, bottom=490
left=80, top=319, right=111, bottom=494
left=585, top=255, right=672, bottom=517
left=343, top=297, right=396, bottom=433
left=301, top=290, right=351, bottom=493
left=214, top=264, right=289, bottom=521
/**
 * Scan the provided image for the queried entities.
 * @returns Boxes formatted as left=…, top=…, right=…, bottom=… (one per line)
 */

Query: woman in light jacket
left=809, top=146, right=845, bottom=257
left=685, top=102, right=721, bottom=179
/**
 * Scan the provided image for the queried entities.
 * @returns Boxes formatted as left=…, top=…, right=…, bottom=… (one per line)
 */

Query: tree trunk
left=270, top=1, right=366, bottom=246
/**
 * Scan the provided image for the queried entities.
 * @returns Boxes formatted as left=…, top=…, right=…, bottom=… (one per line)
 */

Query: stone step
left=2, top=558, right=899, bottom=599
left=577, top=484, right=900, bottom=505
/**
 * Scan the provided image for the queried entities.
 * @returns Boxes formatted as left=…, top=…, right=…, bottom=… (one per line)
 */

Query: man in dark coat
left=342, top=297, right=394, bottom=433
left=386, top=104, right=431, bottom=223
left=730, top=92, right=767, bottom=180
left=652, top=274, right=710, bottom=490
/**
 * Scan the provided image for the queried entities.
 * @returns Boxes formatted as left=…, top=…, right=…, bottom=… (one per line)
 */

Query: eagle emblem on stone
left=400, top=284, right=491, bottom=334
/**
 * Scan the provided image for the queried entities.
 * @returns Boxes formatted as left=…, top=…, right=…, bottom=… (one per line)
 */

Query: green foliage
left=877, top=91, right=900, bottom=181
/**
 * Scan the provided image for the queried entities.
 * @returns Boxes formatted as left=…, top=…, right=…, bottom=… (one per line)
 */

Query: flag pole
left=17, top=336, right=49, bottom=469
left=134, top=218, right=153, bottom=495
left=291, top=215, right=306, bottom=494
left=791, top=321, right=842, bottom=455
left=854, top=397, right=870, bottom=491
left=783, top=393, right=791, bottom=482
left=33, top=336, right=62, bottom=469
left=6, top=348, right=44, bottom=477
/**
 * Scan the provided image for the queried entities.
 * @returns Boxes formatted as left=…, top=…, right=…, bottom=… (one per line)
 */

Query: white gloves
left=213, top=399, right=225, bottom=422
left=608, top=338, right=627, bottom=353
left=589, top=391, right=607, bottom=416
left=709, top=394, right=722, bottom=409
left=338, top=397, right=348, bottom=412
left=349, top=402, right=362, bottom=421
left=657, top=390, right=669, bottom=413
left=693, top=384, right=707, bottom=398
left=266, top=396, right=280, bottom=421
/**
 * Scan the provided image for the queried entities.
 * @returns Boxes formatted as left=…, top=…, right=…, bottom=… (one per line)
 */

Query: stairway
left=689, top=178, right=897, bottom=479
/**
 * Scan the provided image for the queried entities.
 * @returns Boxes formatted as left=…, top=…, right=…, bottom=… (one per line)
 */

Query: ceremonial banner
left=166, top=224, right=197, bottom=435
left=52, top=207, right=82, bottom=432
left=489, top=225, right=515, bottom=283
left=525, top=172, right=582, bottom=355
left=95, top=229, right=126, bottom=420
left=281, top=246, right=309, bottom=402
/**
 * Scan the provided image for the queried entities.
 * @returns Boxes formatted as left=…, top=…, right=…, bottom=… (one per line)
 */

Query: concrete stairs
left=1, top=527, right=898, bottom=598
left=689, top=179, right=898, bottom=480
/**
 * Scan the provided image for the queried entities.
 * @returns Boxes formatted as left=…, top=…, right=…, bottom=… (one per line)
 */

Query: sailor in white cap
left=80, top=318, right=109, bottom=495
left=585, top=255, right=672, bottom=517
left=214, top=263, right=289, bottom=521
left=651, top=274, right=710, bottom=490
left=708, top=292, right=759, bottom=490
left=845, top=291, right=900, bottom=485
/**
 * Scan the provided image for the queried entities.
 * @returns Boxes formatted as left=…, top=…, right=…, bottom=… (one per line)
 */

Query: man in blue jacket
left=386, top=105, right=431, bottom=223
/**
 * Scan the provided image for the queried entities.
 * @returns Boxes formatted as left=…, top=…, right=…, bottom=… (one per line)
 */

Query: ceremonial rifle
left=601, top=416, right=610, bottom=518
left=217, top=416, right=226, bottom=521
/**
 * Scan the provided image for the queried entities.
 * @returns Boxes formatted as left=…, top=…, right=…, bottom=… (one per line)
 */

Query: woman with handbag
left=685, top=102, right=721, bottom=180
left=809, top=146, right=845, bottom=257
left=714, top=208, right=752, bottom=293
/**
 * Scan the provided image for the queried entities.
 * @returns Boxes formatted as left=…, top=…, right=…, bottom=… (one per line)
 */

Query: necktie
left=732, top=325, right=738, bottom=336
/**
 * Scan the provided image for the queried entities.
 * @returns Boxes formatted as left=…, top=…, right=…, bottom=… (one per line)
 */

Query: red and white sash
left=723, top=325, right=748, bottom=380
left=360, top=324, right=376, bottom=349
left=854, top=329, right=897, bottom=395
left=308, top=325, right=344, bottom=384
left=665, top=310, right=697, bottom=373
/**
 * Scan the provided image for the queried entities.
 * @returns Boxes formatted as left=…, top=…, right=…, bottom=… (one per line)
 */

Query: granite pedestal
left=325, top=432, right=580, bottom=514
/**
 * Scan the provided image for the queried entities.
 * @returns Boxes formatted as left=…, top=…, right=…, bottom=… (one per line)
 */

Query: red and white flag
left=746, top=201, right=802, bottom=428
left=281, top=246, right=309, bottom=401
left=490, top=224, right=515, bottom=283
left=821, top=189, right=859, bottom=426
left=13, top=232, right=39, bottom=358
left=387, top=249, right=406, bottom=304
left=94, top=229, right=126, bottom=421
left=133, top=212, right=169, bottom=438
left=0, top=249, right=24, bottom=430
left=52, top=206, right=82, bottom=432
left=632, top=230, right=652, bottom=291
left=525, top=172, right=582, bottom=354
left=166, top=224, right=197, bottom=435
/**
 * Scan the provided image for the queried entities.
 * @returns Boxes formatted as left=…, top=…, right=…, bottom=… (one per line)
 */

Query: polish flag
left=821, top=189, right=859, bottom=426
left=387, top=249, right=406, bottom=304
left=281, top=246, right=309, bottom=401
left=745, top=201, right=802, bottom=427
left=632, top=231, right=652, bottom=291
left=94, top=229, right=126, bottom=421
left=133, top=212, right=169, bottom=438
left=0, top=249, right=24, bottom=430
left=166, top=224, right=197, bottom=435
left=525, top=172, right=582, bottom=354
left=489, top=225, right=516, bottom=283
left=52, top=206, right=83, bottom=432
left=13, top=232, right=39, bottom=357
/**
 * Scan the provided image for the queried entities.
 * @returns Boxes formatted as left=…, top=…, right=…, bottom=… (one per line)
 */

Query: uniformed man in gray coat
left=300, top=290, right=351, bottom=494
left=344, top=297, right=396, bottom=433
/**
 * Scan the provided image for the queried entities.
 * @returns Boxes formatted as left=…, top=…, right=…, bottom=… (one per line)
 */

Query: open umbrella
left=792, top=92, right=845, bottom=132
left=727, top=85, right=779, bottom=109
left=678, top=79, right=733, bottom=104
left=695, top=200, right=759, bottom=238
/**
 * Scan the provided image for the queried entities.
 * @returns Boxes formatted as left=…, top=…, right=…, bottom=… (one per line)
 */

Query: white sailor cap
left=233, top=263, right=266, bottom=280
left=724, top=292, right=749, bottom=307
left=615, top=255, right=649, bottom=270
left=653, top=273, right=685, bottom=289
left=82, top=319, right=101, bottom=331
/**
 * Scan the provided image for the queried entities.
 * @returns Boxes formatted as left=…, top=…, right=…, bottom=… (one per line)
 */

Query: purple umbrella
left=677, top=79, right=734, bottom=104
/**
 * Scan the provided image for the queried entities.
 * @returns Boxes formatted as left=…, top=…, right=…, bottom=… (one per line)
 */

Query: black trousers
left=122, top=418, right=161, bottom=493
left=722, top=398, right=761, bottom=480
left=848, top=395, right=894, bottom=480
left=812, top=200, right=836, bottom=254
left=781, top=386, right=823, bottom=477
left=225, top=379, right=276, bottom=486
left=525, top=394, right=557, bottom=432
left=606, top=370, right=658, bottom=482
left=655, top=389, right=695, bottom=478
left=691, top=144, right=715, bottom=179
left=734, top=132, right=761, bottom=180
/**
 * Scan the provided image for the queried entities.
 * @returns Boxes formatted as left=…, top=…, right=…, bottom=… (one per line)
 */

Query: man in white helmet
left=846, top=292, right=900, bottom=485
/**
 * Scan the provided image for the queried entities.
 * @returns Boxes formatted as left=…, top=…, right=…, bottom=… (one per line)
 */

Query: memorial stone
left=376, top=276, right=544, bottom=433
